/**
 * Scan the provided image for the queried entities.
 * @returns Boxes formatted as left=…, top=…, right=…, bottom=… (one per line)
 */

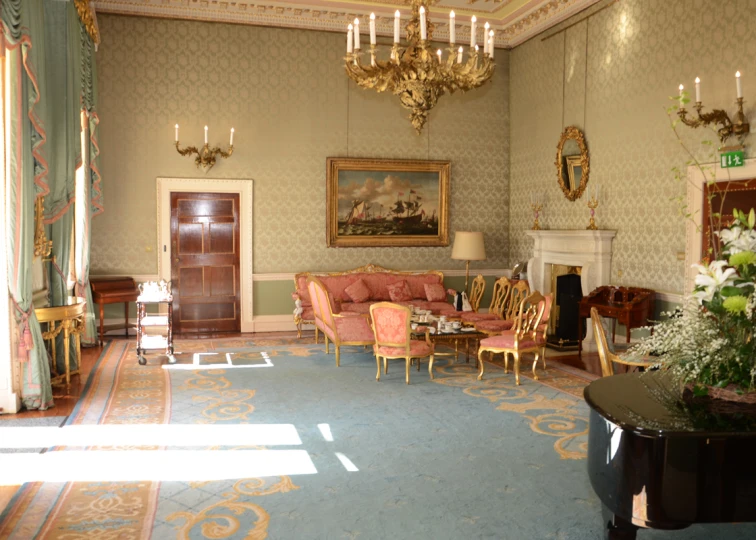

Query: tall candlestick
left=369, top=13, right=376, bottom=46
left=457, top=46, right=463, bottom=64
left=736, top=71, right=743, bottom=98
left=204, top=125, right=208, bottom=145
left=347, top=24, right=353, bottom=54
left=678, top=84, right=684, bottom=109
left=394, top=11, right=400, bottom=43
left=695, top=77, right=701, bottom=102
left=470, top=15, right=477, bottom=48
left=449, top=11, right=456, bottom=45
left=419, top=6, right=427, bottom=41
left=230, top=127, right=234, bottom=146
left=484, top=22, right=490, bottom=55
left=354, top=18, right=360, bottom=50
left=175, top=124, right=179, bottom=142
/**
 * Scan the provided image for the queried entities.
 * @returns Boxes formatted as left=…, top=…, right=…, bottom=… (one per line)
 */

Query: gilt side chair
left=474, top=280, right=532, bottom=336
left=369, top=302, right=435, bottom=385
left=460, top=276, right=512, bottom=325
left=477, top=292, right=552, bottom=385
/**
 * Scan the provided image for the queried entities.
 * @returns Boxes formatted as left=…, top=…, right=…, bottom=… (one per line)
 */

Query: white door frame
left=156, top=177, right=254, bottom=333
left=685, top=158, right=756, bottom=293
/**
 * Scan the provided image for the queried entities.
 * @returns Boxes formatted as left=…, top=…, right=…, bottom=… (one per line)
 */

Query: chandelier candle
left=204, top=125, right=208, bottom=144
left=695, top=77, right=701, bottom=102
left=470, top=15, right=477, bottom=47
left=354, top=18, right=360, bottom=50
left=457, top=46, right=463, bottom=64
left=484, top=22, right=490, bottom=54
left=489, top=30, right=495, bottom=56
left=419, top=6, right=427, bottom=40
left=347, top=24, right=353, bottom=54
left=369, top=13, right=376, bottom=46
left=394, top=11, right=400, bottom=43
left=736, top=71, right=743, bottom=98
left=449, top=11, right=455, bottom=44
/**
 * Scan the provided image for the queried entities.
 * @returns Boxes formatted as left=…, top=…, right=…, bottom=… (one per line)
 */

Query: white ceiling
left=93, top=0, right=601, bottom=49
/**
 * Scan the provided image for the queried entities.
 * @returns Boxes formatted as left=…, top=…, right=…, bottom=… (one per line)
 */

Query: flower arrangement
left=629, top=208, right=756, bottom=395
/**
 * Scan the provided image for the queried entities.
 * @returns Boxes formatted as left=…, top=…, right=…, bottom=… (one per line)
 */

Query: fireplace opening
left=546, top=264, right=584, bottom=350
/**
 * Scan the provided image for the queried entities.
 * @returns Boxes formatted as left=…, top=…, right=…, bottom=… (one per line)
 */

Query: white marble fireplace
left=525, top=230, right=617, bottom=345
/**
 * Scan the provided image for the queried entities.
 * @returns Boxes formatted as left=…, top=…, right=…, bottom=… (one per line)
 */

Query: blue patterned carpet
left=1, top=337, right=755, bottom=539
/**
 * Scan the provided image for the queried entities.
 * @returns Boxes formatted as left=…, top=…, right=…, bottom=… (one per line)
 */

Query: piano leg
left=603, top=508, right=638, bottom=540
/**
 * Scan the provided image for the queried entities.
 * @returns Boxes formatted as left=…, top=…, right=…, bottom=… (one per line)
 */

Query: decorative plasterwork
left=75, top=0, right=101, bottom=46
left=93, top=0, right=600, bottom=48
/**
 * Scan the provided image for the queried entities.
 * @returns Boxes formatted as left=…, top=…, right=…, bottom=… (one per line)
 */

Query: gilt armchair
left=307, top=277, right=375, bottom=367
left=474, top=281, right=531, bottom=335
left=591, top=307, right=653, bottom=377
left=460, top=276, right=511, bottom=324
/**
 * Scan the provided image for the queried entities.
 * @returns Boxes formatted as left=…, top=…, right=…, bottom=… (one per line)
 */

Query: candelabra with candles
left=174, top=124, right=235, bottom=171
left=345, top=0, right=495, bottom=134
left=586, top=184, right=601, bottom=231
left=677, top=71, right=750, bottom=146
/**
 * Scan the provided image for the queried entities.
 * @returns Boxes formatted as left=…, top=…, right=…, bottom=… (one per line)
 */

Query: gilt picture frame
left=326, top=157, right=450, bottom=247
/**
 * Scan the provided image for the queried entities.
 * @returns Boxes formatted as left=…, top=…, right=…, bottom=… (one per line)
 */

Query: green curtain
left=2, top=0, right=53, bottom=410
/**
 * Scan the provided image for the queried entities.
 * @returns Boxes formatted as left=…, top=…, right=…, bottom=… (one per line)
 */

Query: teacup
left=411, top=323, right=418, bottom=330
left=451, top=321, right=462, bottom=329
left=439, top=315, right=448, bottom=323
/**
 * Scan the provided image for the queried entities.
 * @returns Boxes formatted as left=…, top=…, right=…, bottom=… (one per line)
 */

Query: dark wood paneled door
left=170, top=192, right=240, bottom=333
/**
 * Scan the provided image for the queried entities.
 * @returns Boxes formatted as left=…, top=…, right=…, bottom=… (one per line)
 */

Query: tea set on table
left=409, top=306, right=464, bottom=334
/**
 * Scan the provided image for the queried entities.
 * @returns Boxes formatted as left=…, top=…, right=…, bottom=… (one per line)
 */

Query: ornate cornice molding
left=75, top=0, right=101, bottom=46
left=93, top=0, right=599, bottom=48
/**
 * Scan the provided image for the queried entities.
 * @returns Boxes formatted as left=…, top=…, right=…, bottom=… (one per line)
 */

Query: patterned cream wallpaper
left=91, top=15, right=510, bottom=275
left=509, top=0, right=756, bottom=295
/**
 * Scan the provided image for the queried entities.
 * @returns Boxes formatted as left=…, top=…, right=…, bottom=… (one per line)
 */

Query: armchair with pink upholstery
left=369, top=302, right=435, bottom=385
left=307, top=277, right=375, bottom=367
left=477, top=292, right=553, bottom=385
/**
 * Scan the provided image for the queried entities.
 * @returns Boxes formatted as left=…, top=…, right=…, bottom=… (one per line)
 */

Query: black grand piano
left=585, top=372, right=756, bottom=539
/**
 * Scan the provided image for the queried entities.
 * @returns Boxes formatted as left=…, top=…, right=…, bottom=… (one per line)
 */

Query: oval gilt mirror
left=555, top=126, right=589, bottom=201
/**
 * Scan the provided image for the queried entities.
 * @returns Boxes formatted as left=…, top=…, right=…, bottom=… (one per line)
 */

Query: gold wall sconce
left=677, top=72, right=750, bottom=146
left=174, top=124, right=234, bottom=171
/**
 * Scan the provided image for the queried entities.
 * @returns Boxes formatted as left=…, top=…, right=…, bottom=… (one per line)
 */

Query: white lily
left=692, top=260, right=737, bottom=304
left=718, top=226, right=756, bottom=254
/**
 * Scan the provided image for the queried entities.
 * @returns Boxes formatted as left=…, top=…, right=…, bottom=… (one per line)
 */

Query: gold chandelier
left=345, top=0, right=495, bottom=134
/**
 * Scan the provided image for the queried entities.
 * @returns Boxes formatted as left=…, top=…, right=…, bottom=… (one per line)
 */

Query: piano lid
left=584, top=372, right=756, bottom=436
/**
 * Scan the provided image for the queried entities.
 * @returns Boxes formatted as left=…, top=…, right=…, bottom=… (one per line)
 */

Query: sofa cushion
left=344, top=278, right=371, bottom=303
left=362, top=273, right=397, bottom=301
left=387, top=280, right=413, bottom=302
left=340, top=302, right=374, bottom=314
left=424, top=283, right=447, bottom=302
left=320, top=275, right=362, bottom=303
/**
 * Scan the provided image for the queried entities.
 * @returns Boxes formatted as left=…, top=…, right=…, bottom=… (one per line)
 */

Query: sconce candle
left=347, top=24, right=353, bottom=54
left=678, top=84, right=684, bottom=109
left=175, top=124, right=179, bottom=142
left=175, top=125, right=235, bottom=171
left=394, top=11, right=400, bottom=44
left=736, top=71, right=743, bottom=98
left=449, top=11, right=455, bottom=45
left=204, top=125, right=208, bottom=145
left=230, top=128, right=234, bottom=146
left=695, top=77, right=701, bottom=102
left=354, top=19, right=360, bottom=50
left=470, top=15, right=477, bottom=48
left=419, top=7, right=427, bottom=41
left=489, top=31, right=495, bottom=59
left=457, top=46, right=463, bottom=64
left=369, top=13, right=376, bottom=46
left=484, top=22, right=490, bottom=54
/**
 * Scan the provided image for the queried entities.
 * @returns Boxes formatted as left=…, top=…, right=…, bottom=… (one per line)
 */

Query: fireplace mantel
left=525, top=230, right=616, bottom=297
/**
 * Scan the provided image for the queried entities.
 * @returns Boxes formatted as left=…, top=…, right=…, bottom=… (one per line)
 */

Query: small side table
left=35, top=296, right=86, bottom=394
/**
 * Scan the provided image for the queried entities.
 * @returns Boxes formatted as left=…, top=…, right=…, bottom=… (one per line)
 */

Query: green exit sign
left=721, top=150, right=745, bottom=168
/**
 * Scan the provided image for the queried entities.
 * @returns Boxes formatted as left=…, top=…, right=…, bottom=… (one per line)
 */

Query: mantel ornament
left=555, top=126, right=590, bottom=201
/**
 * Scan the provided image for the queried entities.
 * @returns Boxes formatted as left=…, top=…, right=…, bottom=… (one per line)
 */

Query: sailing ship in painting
left=340, top=189, right=438, bottom=236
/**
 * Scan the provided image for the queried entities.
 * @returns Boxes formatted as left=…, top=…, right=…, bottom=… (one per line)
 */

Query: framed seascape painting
left=326, top=157, right=451, bottom=247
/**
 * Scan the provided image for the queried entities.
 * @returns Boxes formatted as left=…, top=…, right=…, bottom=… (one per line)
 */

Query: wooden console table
left=577, top=286, right=655, bottom=359
left=35, top=296, right=86, bottom=394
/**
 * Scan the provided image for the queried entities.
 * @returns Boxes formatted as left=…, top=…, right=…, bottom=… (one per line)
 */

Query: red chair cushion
left=476, top=319, right=515, bottom=333
left=334, top=316, right=375, bottom=343
left=480, top=331, right=545, bottom=350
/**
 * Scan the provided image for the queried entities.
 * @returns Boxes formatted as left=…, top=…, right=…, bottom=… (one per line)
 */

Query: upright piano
left=90, top=276, right=140, bottom=346
left=584, top=372, right=756, bottom=539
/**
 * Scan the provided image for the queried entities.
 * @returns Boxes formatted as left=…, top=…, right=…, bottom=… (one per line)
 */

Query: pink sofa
left=292, top=263, right=459, bottom=337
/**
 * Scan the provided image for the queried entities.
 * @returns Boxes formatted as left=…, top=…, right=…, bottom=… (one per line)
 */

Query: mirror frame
left=555, top=126, right=590, bottom=201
